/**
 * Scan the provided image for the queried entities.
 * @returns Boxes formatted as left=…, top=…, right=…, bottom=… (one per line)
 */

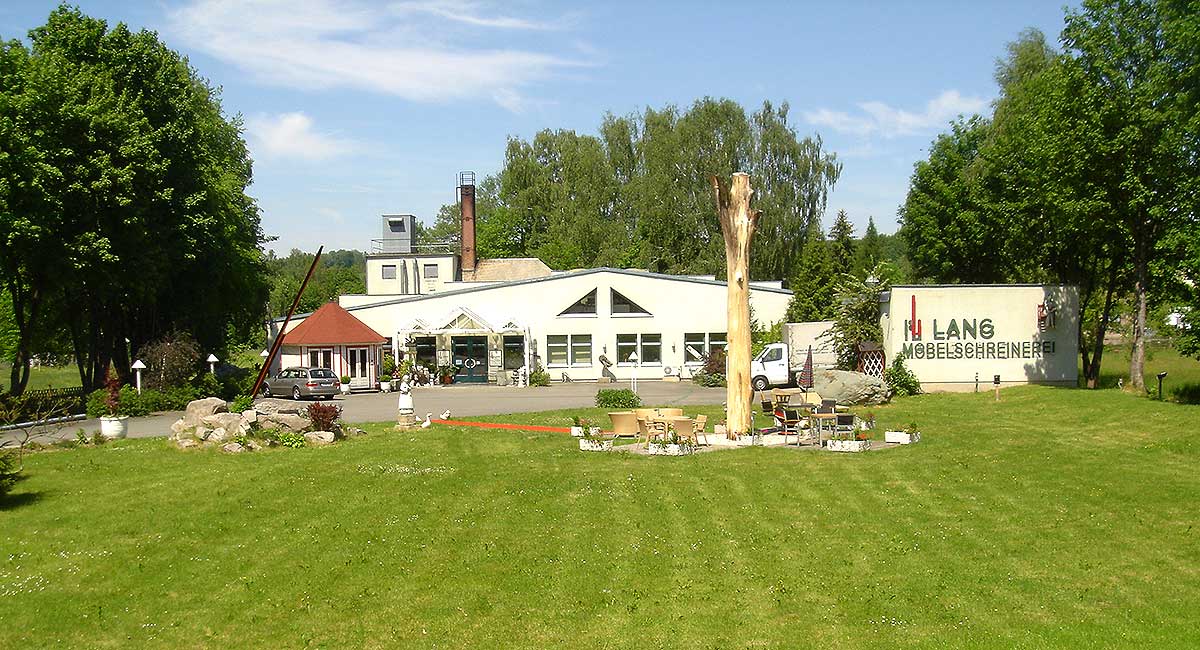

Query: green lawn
left=1090, top=342, right=1200, bottom=397
left=0, top=363, right=82, bottom=391
left=1, top=387, right=1198, bottom=648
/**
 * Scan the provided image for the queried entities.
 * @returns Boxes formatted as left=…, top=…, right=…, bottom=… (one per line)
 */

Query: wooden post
left=711, top=173, right=760, bottom=439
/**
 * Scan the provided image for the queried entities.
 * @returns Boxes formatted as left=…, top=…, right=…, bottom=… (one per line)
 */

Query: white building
left=266, top=180, right=792, bottom=385
left=879, top=284, right=1080, bottom=391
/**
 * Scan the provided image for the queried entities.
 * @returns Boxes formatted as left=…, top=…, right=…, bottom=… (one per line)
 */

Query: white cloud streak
left=804, top=90, right=987, bottom=139
left=246, top=112, right=360, bottom=161
left=167, top=0, right=580, bottom=110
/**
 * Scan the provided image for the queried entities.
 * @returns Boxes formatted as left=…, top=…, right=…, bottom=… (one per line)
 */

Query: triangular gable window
left=611, top=289, right=650, bottom=315
left=558, top=289, right=597, bottom=316
left=442, top=312, right=487, bottom=331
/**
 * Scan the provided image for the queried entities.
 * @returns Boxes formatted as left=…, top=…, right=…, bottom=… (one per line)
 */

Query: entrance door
left=451, top=336, right=488, bottom=383
left=347, top=348, right=369, bottom=381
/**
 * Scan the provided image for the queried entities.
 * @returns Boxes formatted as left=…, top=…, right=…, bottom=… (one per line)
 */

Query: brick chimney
left=459, top=171, right=476, bottom=274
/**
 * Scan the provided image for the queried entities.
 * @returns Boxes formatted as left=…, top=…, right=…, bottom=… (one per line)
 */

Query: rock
left=304, top=431, right=335, bottom=446
left=245, top=439, right=262, bottom=451
left=208, top=427, right=230, bottom=443
left=221, top=442, right=245, bottom=453
left=175, top=438, right=199, bottom=450
left=259, top=413, right=309, bottom=433
left=812, top=370, right=892, bottom=405
left=241, top=409, right=257, bottom=424
left=183, top=398, right=228, bottom=429
left=194, top=427, right=214, bottom=441
left=170, top=419, right=189, bottom=439
left=202, top=413, right=250, bottom=436
left=253, top=398, right=303, bottom=416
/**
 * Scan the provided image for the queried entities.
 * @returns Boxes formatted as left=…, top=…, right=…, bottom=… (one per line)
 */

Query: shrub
left=0, top=451, right=19, bottom=499
left=701, top=348, right=727, bottom=376
left=884, top=354, right=921, bottom=396
left=194, top=372, right=222, bottom=399
left=1170, top=382, right=1200, bottom=405
left=692, top=371, right=726, bottom=388
left=230, top=395, right=254, bottom=413
left=135, top=331, right=201, bottom=392
left=596, top=388, right=641, bottom=409
left=379, top=373, right=393, bottom=384
left=528, top=364, right=550, bottom=387
left=339, top=375, right=351, bottom=385
left=306, top=401, right=341, bottom=433
left=277, top=431, right=306, bottom=448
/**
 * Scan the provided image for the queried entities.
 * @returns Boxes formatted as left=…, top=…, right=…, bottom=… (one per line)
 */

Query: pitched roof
left=282, top=302, right=386, bottom=346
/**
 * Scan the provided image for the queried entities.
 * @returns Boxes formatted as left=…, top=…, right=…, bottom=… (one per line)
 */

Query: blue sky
left=1, top=1, right=1076, bottom=257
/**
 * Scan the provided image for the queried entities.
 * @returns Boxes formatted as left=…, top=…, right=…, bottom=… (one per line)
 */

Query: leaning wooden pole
left=711, top=173, right=760, bottom=439
left=250, top=246, right=324, bottom=398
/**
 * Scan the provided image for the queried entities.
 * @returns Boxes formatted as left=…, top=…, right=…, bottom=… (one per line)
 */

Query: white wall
left=366, top=255, right=458, bottom=295
left=275, top=269, right=792, bottom=382
left=881, top=285, right=1079, bottom=390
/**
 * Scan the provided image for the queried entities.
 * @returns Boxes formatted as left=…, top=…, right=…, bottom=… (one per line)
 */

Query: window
left=414, top=337, right=436, bottom=367
left=310, top=369, right=336, bottom=379
left=762, top=347, right=783, bottom=362
left=685, top=333, right=728, bottom=364
left=547, top=335, right=569, bottom=366
left=611, top=289, right=650, bottom=315
left=617, top=334, right=661, bottom=364
left=546, top=335, right=591, bottom=366
left=503, top=336, right=525, bottom=370
left=308, top=348, right=332, bottom=369
left=382, top=264, right=397, bottom=279
left=423, top=264, right=439, bottom=279
left=570, top=335, right=592, bottom=365
left=558, top=289, right=597, bottom=316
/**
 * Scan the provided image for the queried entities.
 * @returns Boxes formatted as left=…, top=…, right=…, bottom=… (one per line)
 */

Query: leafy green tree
left=0, top=7, right=268, bottom=392
left=828, top=210, right=856, bottom=272
left=785, top=226, right=836, bottom=322
left=853, top=217, right=884, bottom=278
left=823, top=267, right=891, bottom=370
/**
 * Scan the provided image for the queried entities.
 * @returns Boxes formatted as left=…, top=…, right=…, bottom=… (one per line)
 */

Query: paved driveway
left=2, top=381, right=727, bottom=445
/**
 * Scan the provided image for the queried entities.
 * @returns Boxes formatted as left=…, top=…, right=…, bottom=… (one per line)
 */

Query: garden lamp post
left=628, top=350, right=639, bottom=394
left=1157, top=371, right=1167, bottom=400
left=131, top=359, right=146, bottom=394
left=207, top=353, right=219, bottom=374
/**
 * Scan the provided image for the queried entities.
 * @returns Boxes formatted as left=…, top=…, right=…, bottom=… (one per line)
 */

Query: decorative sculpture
left=711, top=173, right=760, bottom=439
left=395, top=376, right=418, bottom=430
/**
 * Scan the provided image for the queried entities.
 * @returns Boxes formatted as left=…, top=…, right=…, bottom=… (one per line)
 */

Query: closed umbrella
left=799, top=345, right=814, bottom=389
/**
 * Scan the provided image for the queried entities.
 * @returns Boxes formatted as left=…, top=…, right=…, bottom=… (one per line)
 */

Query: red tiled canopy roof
left=282, top=303, right=386, bottom=346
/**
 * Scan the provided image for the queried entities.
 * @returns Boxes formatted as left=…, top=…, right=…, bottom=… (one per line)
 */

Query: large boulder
left=183, top=398, right=228, bottom=429
left=812, top=370, right=892, bottom=405
left=259, top=413, right=310, bottom=433
left=254, top=398, right=303, bottom=416
left=305, top=431, right=335, bottom=446
left=202, top=412, right=251, bottom=436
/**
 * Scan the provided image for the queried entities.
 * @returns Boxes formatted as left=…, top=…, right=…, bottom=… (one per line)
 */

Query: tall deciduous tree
left=0, top=7, right=268, bottom=393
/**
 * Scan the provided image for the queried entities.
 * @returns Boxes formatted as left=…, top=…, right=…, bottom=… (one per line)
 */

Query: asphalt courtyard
left=3, top=381, right=727, bottom=445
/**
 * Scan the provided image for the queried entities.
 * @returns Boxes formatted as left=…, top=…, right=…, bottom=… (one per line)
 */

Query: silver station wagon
left=263, top=367, right=340, bottom=400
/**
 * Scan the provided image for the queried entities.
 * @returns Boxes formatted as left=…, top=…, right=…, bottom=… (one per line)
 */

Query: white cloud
left=167, top=0, right=581, bottom=111
left=804, top=90, right=987, bottom=139
left=246, top=112, right=360, bottom=161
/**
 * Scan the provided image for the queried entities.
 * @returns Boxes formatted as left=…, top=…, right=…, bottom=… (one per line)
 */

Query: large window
left=381, top=264, right=397, bottom=279
left=308, top=348, right=333, bottom=369
left=423, top=264, right=439, bottom=279
left=611, top=289, right=650, bottom=315
left=558, top=289, right=597, bottom=316
left=617, top=334, right=661, bottom=364
left=684, top=332, right=727, bottom=363
left=414, top=336, right=436, bottom=367
left=547, top=335, right=591, bottom=366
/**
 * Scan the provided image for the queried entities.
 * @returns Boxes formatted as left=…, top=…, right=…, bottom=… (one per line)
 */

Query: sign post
left=993, top=374, right=1001, bottom=402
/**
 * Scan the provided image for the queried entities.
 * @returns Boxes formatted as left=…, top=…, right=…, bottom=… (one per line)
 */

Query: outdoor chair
left=658, top=407, right=683, bottom=418
left=607, top=411, right=639, bottom=437
left=835, top=413, right=857, bottom=434
left=693, top=414, right=710, bottom=445
left=637, top=417, right=668, bottom=446
left=671, top=417, right=698, bottom=445
left=634, top=408, right=657, bottom=420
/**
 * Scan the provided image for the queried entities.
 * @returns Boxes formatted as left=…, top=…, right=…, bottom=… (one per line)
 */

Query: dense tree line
left=0, top=7, right=268, bottom=393
left=900, top=0, right=1200, bottom=388
left=423, top=99, right=842, bottom=281
left=265, top=249, right=366, bottom=318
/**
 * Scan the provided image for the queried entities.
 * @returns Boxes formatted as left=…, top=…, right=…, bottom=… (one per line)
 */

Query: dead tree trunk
left=711, top=173, right=760, bottom=439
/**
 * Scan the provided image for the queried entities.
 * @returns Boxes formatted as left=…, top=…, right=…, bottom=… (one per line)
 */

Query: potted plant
left=578, top=426, right=612, bottom=452
left=861, top=412, right=876, bottom=430
left=884, top=422, right=921, bottom=445
left=436, top=364, right=459, bottom=385
left=648, top=432, right=695, bottom=456
left=570, top=416, right=585, bottom=437
left=379, top=373, right=393, bottom=392
left=339, top=375, right=352, bottom=394
left=826, top=428, right=870, bottom=453
left=99, top=373, right=128, bottom=440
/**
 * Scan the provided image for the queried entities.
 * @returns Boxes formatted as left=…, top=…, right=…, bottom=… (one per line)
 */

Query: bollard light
left=628, top=351, right=639, bottom=394
left=1157, top=371, right=1168, bottom=400
left=131, top=359, right=146, bottom=394
left=207, top=353, right=219, bottom=374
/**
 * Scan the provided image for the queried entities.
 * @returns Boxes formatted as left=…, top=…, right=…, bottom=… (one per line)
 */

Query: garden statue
left=395, top=377, right=418, bottom=430
left=711, top=172, right=760, bottom=439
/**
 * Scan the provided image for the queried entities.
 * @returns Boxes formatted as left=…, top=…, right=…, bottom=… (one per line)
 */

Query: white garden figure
left=395, top=377, right=418, bottom=430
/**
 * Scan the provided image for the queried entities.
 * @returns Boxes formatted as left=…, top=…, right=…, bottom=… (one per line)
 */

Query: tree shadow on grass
left=0, top=480, right=43, bottom=511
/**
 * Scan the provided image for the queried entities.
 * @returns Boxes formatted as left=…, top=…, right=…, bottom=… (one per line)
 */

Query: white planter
left=380, top=382, right=392, bottom=393
left=340, top=383, right=351, bottom=394
left=884, top=430, right=921, bottom=444
left=649, top=443, right=695, bottom=456
left=579, top=439, right=613, bottom=452
left=100, top=415, right=129, bottom=440
left=826, top=439, right=870, bottom=453
left=588, top=426, right=602, bottom=437
left=570, top=426, right=584, bottom=437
